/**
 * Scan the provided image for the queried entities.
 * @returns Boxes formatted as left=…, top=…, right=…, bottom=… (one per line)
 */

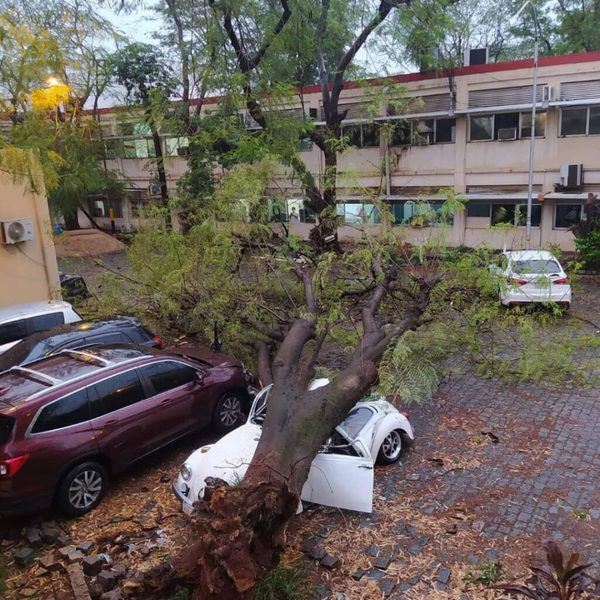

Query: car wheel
left=376, top=429, right=403, bottom=465
left=56, top=461, right=108, bottom=517
left=213, top=391, right=246, bottom=433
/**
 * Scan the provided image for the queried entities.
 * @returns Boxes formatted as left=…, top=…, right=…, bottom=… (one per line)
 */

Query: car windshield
left=337, top=406, right=373, bottom=440
left=512, top=259, right=561, bottom=275
left=0, top=339, right=54, bottom=372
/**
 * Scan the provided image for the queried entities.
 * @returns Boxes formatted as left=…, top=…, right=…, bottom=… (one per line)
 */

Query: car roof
left=0, top=300, right=75, bottom=323
left=0, top=344, right=155, bottom=407
left=503, top=250, right=558, bottom=261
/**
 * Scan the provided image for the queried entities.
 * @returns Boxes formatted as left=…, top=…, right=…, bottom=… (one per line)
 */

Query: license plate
left=182, top=501, right=194, bottom=516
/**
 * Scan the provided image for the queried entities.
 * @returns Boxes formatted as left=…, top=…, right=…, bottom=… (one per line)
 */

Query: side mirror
left=195, top=371, right=205, bottom=385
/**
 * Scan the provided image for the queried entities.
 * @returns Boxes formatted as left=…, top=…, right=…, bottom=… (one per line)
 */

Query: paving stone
left=77, top=541, right=94, bottom=555
left=378, top=578, right=396, bottom=597
left=365, top=544, right=379, bottom=557
left=319, top=554, right=339, bottom=570
left=66, top=563, right=91, bottom=600
left=373, top=553, right=393, bottom=570
left=23, top=528, right=43, bottom=547
left=437, top=567, right=451, bottom=585
left=99, top=591, right=122, bottom=600
left=367, top=568, right=385, bottom=581
left=14, top=547, right=36, bottom=567
left=82, top=556, right=105, bottom=577
left=96, top=571, right=117, bottom=592
left=352, top=568, right=366, bottom=581
left=38, top=552, right=61, bottom=571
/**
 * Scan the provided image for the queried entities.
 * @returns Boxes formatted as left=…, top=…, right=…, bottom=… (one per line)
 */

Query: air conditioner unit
left=498, top=127, right=517, bottom=141
left=560, top=163, right=584, bottom=188
left=176, top=146, right=189, bottom=157
left=148, top=183, right=161, bottom=196
left=1, top=218, right=34, bottom=244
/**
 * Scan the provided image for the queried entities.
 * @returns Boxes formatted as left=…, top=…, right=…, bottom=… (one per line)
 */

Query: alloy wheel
left=381, top=430, right=402, bottom=461
left=68, top=469, right=103, bottom=510
left=220, top=395, right=242, bottom=427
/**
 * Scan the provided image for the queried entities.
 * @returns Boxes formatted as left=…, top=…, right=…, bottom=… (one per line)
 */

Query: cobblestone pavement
left=291, top=279, right=600, bottom=599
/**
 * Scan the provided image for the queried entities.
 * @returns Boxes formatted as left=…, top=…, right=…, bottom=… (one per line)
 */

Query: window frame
left=87, top=367, right=149, bottom=420
left=470, top=112, right=546, bottom=142
left=560, top=107, right=591, bottom=137
left=138, top=359, right=199, bottom=397
left=390, top=117, right=456, bottom=147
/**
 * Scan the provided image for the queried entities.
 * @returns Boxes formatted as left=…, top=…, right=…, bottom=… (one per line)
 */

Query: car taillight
left=508, top=277, right=527, bottom=286
left=0, top=454, right=30, bottom=478
left=553, top=277, right=569, bottom=284
left=152, top=336, right=163, bottom=349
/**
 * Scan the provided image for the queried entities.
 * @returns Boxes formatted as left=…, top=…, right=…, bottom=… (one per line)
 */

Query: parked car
left=0, top=317, right=162, bottom=372
left=173, top=379, right=414, bottom=515
left=491, top=250, right=572, bottom=307
left=0, top=301, right=81, bottom=356
left=0, top=344, right=253, bottom=517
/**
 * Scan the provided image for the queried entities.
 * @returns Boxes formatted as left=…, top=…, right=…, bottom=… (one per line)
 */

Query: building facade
left=90, top=50, right=600, bottom=251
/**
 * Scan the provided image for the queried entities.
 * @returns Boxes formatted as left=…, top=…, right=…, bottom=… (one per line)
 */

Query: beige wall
left=0, top=169, right=61, bottom=308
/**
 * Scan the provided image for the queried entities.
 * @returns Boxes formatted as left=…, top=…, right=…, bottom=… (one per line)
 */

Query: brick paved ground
left=290, top=278, right=600, bottom=598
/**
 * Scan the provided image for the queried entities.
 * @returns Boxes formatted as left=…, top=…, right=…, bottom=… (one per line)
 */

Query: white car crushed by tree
left=173, top=379, right=414, bottom=514
left=491, top=250, right=572, bottom=307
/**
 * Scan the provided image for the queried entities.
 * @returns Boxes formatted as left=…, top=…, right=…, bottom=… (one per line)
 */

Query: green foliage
left=377, top=331, right=440, bottom=404
left=492, top=541, right=598, bottom=599
left=463, top=560, right=506, bottom=586
left=575, top=231, right=600, bottom=267
left=255, top=564, right=308, bottom=600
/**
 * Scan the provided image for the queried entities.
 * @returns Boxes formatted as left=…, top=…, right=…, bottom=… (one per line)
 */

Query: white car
left=173, top=379, right=414, bottom=514
left=492, top=250, right=572, bottom=307
left=0, top=300, right=81, bottom=355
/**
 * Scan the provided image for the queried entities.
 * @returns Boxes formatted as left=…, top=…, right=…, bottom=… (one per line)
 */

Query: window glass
left=515, top=204, right=541, bottom=227
left=342, top=126, right=361, bottom=148
left=512, top=260, right=560, bottom=275
left=0, top=319, right=28, bottom=346
left=361, top=124, right=380, bottom=147
left=31, top=312, right=64, bottom=333
left=89, top=370, right=146, bottom=418
left=0, top=414, right=15, bottom=444
left=494, top=112, right=519, bottom=139
left=391, top=121, right=411, bottom=146
left=561, top=108, right=587, bottom=135
left=341, top=203, right=364, bottom=225
left=435, top=118, right=455, bottom=143
left=338, top=406, right=373, bottom=440
left=84, top=333, right=129, bottom=346
left=31, top=389, right=90, bottom=433
left=466, top=202, right=491, bottom=217
left=491, top=204, right=515, bottom=225
left=521, top=112, right=546, bottom=138
left=413, top=119, right=433, bottom=145
left=470, top=115, right=493, bottom=140
left=361, top=204, right=381, bottom=225
left=165, top=137, right=189, bottom=157
left=589, top=107, right=600, bottom=135
left=555, top=204, right=582, bottom=228
left=142, top=361, right=197, bottom=395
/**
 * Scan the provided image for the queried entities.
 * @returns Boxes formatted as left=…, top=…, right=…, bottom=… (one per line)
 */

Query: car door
left=138, top=360, right=205, bottom=440
left=88, top=368, right=163, bottom=468
left=301, top=438, right=374, bottom=513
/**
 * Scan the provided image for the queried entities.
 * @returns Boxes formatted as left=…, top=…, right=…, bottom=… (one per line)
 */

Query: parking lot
left=1, top=268, right=600, bottom=599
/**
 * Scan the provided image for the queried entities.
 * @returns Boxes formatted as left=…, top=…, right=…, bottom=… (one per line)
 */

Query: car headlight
left=180, top=463, right=192, bottom=481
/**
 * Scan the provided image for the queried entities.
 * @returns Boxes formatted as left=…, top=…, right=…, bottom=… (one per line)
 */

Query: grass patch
left=462, top=560, right=506, bottom=586
left=255, top=564, right=309, bottom=600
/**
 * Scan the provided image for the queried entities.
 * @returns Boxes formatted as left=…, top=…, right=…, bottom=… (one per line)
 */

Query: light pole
left=513, top=0, right=540, bottom=250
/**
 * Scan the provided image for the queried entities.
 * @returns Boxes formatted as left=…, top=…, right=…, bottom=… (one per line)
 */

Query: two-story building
left=89, top=50, right=600, bottom=251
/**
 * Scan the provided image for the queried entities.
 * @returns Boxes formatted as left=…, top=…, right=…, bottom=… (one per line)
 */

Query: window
left=0, top=415, right=15, bottom=444
left=491, top=203, right=541, bottom=227
left=165, top=137, right=189, bottom=157
left=391, top=201, right=453, bottom=226
left=142, top=361, right=197, bottom=395
left=31, top=313, right=64, bottom=333
left=466, top=202, right=491, bottom=217
left=561, top=108, right=588, bottom=135
left=89, top=370, right=146, bottom=419
left=470, top=115, right=493, bottom=140
left=338, top=406, right=373, bottom=440
left=123, top=139, right=156, bottom=159
left=494, top=112, right=519, bottom=138
left=34, top=356, right=99, bottom=381
left=337, top=203, right=381, bottom=225
left=512, top=259, right=560, bottom=275
left=521, top=112, right=546, bottom=138
left=341, top=124, right=379, bottom=149
left=0, top=319, right=28, bottom=346
left=589, top=107, right=600, bottom=134
left=84, top=333, right=130, bottom=346
left=554, top=204, right=582, bottom=228
left=390, top=118, right=455, bottom=146
left=30, top=389, right=90, bottom=434
left=88, top=198, right=123, bottom=219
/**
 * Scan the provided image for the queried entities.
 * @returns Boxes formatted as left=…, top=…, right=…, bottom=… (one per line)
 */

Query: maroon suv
left=0, top=345, right=251, bottom=517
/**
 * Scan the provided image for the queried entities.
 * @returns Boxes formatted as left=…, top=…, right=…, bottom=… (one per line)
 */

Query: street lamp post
left=514, top=0, right=540, bottom=250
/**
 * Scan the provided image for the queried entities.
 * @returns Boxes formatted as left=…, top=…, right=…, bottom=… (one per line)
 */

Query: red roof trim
left=84, top=50, right=600, bottom=115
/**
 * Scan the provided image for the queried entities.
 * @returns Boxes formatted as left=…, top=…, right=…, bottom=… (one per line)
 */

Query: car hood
left=165, top=344, right=241, bottom=368
left=185, top=423, right=262, bottom=498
